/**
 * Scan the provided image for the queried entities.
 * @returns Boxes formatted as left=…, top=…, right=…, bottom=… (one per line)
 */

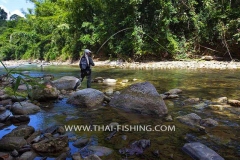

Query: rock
left=0, top=152, right=13, bottom=160
left=0, top=137, right=27, bottom=151
left=3, top=125, right=35, bottom=139
left=137, top=139, right=151, bottom=149
left=9, top=115, right=30, bottom=124
left=18, top=151, right=38, bottom=160
left=165, top=94, right=179, bottom=99
left=160, top=94, right=168, bottom=99
left=183, top=98, right=200, bottom=104
left=26, top=130, right=41, bottom=144
left=103, top=78, right=117, bottom=86
left=228, top=99, right=240, bottom=107
left=165, top=88, right=182, bottom=95
left=0, top=99, right=12, bottom=106
left=122, top=79, right=128, bottom=83
left=121, top=135, right=127, bottom=141
left=176, top=113, right=202, bottom=127
left=182, top=142, right=224, bottom=160
left=103, top=96, right=111, bottom=103
left=200, top=118, right=218, bottom=127
left=177, top=113, right=218, bottom=128
left=29, top=84, right=59, bottom=101
left=105, top=88, right=114, bottom=96
left=209, top=104, right=231, bottom=111
left=10, top=96, right=26, bottom=102
left=42, top=74, right=54, bottom=81
left=55, top=152, right=68, bottom=160
left=72, top=152, right=82, bottom=160
left=152, top=150, right=160, bottom=157
left=11, top=149, right=18, bottom=157
left=93, top=77, right=104, bottom=83
left=32, top=136, right=68, bottom=153
left=0, top=123, right=5, bottom=129
left=18, top=84, right=32, bottom=90
left=11, top=101, right=41, bottom=115
left=0, top=110, right=11, bottom=122
left=201, top=56, right=214, bottom=61
left=107, top=122, right=119, bottom=130
left=0, top=106, right=6, bottom=111
left=84, top=154, right=101, bottom=160
left=110, top=82, right=168, bottom=116
left=73, top=138, right=90, bottom=148
left=67, top=88, right=105, bottom=109
left=193, top=102, right=207, bottom=110
left=21, top=71, right=30, bottom=74
left=87, top=146, right=113, bottom=157
left=213, top=97, right=228, bottom=103
left=57, top=126, right=66, bottom=135
left=164, top=114, right=173, bottom=122
left=119, top=139, right=150, bottom=156
left=52, top=76, right=80, bottom=90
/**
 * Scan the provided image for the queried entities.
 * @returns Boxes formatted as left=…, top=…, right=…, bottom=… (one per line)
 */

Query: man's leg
left=86, top=74, right=92, bottom=88
left=80, top=71, right=85, bottom=82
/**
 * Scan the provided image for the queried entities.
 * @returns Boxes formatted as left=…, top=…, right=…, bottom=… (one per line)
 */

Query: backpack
left=79, top=57, right=89, bottom=70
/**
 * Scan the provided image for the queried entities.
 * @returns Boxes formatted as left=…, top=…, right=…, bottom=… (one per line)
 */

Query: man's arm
left=89, top=57, right=95, bottom=66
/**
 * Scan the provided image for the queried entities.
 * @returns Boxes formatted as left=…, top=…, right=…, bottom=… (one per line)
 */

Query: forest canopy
left=0, top=0, right=239, bottom=62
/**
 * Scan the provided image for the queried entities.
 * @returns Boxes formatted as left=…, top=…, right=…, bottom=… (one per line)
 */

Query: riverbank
left=1, top=59, right=240, bottom=70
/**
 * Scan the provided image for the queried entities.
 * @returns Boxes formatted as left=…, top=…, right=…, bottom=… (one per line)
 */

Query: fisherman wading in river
left=79, top=49, right=95, bottom=88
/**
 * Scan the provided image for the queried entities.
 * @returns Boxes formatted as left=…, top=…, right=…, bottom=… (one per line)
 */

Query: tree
left=10, top=14, right=22, bottom=21
left=0, top=7, right=7, bottom=20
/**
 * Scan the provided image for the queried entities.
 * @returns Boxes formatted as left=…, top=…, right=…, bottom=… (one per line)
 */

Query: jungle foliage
left=0, top=0, right=239, bottom=62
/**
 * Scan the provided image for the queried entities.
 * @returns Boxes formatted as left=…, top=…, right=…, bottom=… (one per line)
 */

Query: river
left=0, top=64, right=240, bottom=159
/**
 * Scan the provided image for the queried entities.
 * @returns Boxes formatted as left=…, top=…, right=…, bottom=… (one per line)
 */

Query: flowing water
left=0, top=64, right=240, bottom=160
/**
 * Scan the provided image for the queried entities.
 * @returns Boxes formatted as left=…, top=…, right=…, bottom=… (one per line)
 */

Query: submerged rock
left=119, top=139, right=151, bottom=156
left=73, top=138, right=90, bottom=148
left=176, top=113, right=202, bottom=127
left=176, top=113, right=218, bottom=128
left=182, top=142, right=224, bottom=160
left=110, top=82, right=168, bottom=116
left=87, top=146, right=113, bottom=157
left=200, top=118, right=218, bottom=127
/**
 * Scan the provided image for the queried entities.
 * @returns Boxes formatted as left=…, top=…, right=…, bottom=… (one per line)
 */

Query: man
left=79, top=49, right=95, bottom=88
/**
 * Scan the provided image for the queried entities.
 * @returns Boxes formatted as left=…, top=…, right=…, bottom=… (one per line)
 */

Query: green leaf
left=13, top=76, right=21, bottom=94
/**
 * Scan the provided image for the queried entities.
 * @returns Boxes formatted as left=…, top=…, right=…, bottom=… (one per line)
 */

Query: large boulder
left=52, top=76, right=80, bottom=90
left=29, top=84, right=59, bottom=101
left=182, top=142, right=224, bottom=160
left=0, top=136, right=27, bottom=151
left=67, top=88, right=105, bottom=109
left=3, top=125, right=35, bottom=139
left=11, top=101, right=41, bottom=115
left=109, top=82, right=168, bottom=116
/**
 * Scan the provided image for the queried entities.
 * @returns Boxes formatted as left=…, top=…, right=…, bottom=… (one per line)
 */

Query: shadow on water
left=0, top=65, right=240, bottom=159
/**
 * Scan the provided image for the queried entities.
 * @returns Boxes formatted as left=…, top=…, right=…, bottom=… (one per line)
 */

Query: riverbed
left=0, top=63, right=240, bottom=159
